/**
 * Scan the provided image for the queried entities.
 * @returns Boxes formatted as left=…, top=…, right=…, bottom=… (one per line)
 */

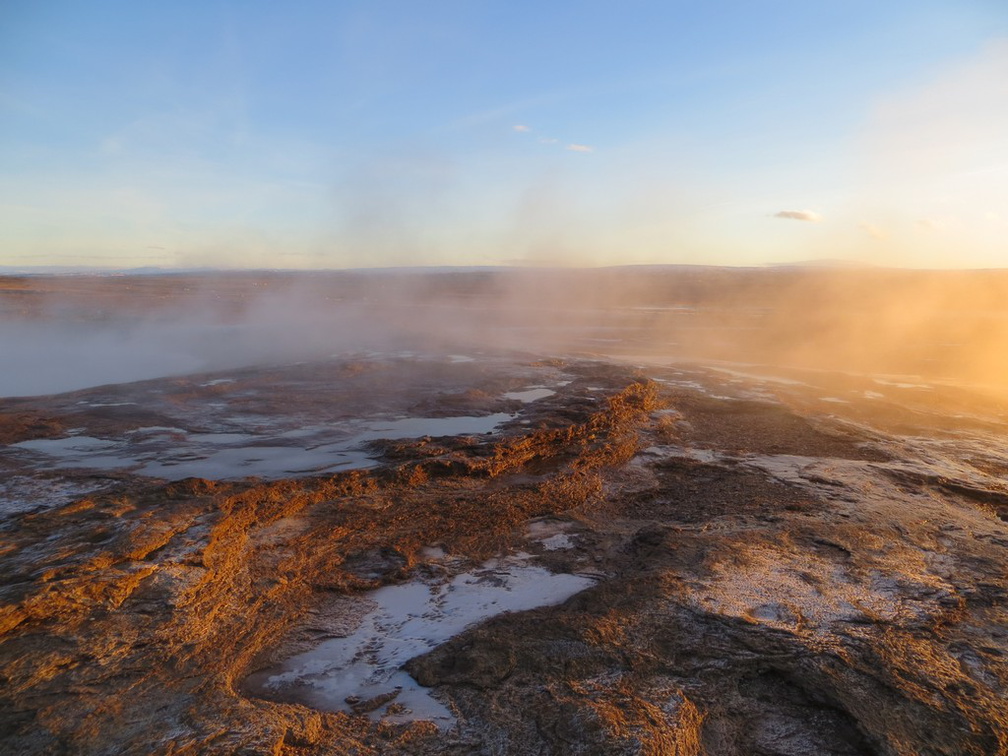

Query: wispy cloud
left=509, top=122, right=593, bottom=153
left=449, top=95, right=556, bottom=131
left=773, top=209, right=822, bottom=222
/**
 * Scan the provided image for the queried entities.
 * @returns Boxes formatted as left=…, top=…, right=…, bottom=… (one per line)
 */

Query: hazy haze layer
left=3, top=267, right=1007, bottom=397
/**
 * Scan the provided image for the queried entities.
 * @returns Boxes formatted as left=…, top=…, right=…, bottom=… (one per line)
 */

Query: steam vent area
left=1, top=268, right=1007, bottom=755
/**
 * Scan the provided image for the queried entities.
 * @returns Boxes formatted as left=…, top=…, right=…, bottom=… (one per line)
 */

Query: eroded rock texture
left=1, top=357, right=1006, bottom=755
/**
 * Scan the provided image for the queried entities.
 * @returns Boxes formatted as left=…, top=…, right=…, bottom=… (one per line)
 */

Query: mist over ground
left=3, top=266, right=1008, bottom=398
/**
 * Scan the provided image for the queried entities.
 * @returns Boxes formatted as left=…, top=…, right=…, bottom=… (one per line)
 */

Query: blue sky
left=2, top=1, right=1007, bottom=269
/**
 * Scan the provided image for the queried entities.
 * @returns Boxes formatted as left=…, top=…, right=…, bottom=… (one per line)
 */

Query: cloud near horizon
left=774, top=209, right=822, bottom=222
left=512, top=124, right=531, bottom=132
left=566, top=144, right=594, bottom=153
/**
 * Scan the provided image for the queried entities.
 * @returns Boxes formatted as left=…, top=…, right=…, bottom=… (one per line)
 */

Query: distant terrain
left=4, top=266, right=1008, bottom=395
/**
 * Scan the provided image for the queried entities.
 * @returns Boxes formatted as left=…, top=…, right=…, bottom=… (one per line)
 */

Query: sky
left=1, top=0, right=1007, bottom=270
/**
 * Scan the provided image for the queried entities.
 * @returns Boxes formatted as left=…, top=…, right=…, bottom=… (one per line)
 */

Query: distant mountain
left=0, top=265, right=196, bottom=276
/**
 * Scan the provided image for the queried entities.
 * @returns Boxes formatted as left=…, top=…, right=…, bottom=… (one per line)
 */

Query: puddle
left=137, top=445, right=376, bottom=479
left=708, top=367, right=809, bottom=386
left=9, top=413, right=514, bottom=482
left=656, top=378, right=708, bottom=392
left=16, top=437, right=122, bottom=454
left=350, top=413, right=513, bottom=443
left=503, top=387, right=556, bottom=403
left=245, top=561, right=596, bottom=727
left=126, top=426, right=189, bottom=436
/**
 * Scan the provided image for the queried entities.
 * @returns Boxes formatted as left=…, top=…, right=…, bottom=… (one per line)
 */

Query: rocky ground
left=1, top=353, right=1006, bottom=755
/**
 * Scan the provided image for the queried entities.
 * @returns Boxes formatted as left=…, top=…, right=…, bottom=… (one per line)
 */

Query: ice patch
left=247, top=561, right=595, bottom=727
left=639, top=445, right=725, bottom=465
left=0, top=475, right=116, bottom=518
left=540, top=533, right=576, bottom=551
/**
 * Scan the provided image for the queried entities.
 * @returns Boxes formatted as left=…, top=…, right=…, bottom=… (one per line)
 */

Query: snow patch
left=248, top=561, right=596, bottom=727
left=540, top=533, right=576, bottom=551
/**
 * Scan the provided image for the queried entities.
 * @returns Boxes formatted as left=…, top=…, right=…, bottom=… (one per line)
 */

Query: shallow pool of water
left=503, top=388, right=556, bottom=403
left=9, top=412, right=515, bottom=482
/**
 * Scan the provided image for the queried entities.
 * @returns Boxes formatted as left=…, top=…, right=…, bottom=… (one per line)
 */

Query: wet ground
left=0, top=353, right=562, bottom=512
left=1, top=348, right=1007, bottom=754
